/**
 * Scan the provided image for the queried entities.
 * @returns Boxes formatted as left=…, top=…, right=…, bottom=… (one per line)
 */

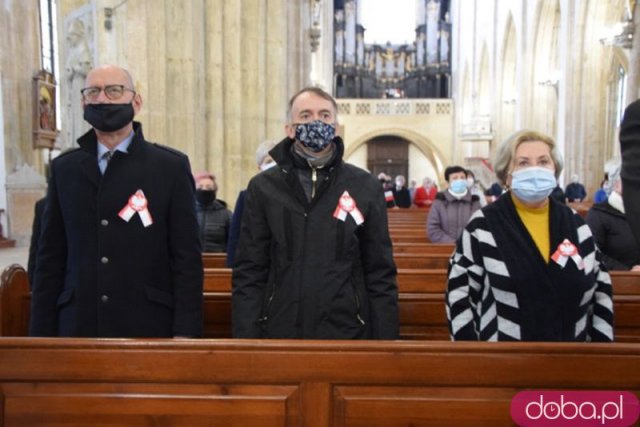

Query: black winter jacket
left=232, top=136, right=399, bottom=339
left=196, top=199, right=231, bottom=253
left=586, top=201, right=640, bottom=270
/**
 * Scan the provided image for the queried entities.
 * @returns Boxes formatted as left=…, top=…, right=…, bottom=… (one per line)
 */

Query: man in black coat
left=620, top=99, right=640, bottom=247
left=29, top=65, right=203, bottom=338
left=232, top=87, right=399, bottom=339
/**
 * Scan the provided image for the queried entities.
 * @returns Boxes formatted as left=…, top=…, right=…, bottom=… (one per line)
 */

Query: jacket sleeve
left=231, top=181, right=271, bottom=338
left=226, top=191, right=246, bottom=268
left=585, top=209, right=630, bottom=271
left=29, top=163, right=66, bottom=336
left=620, top=99, right=640, bottom=247
left=358, top=184, right=399, bottom=339
left=168, top=157, right=204, bottom=337
left=427, top=200, right=455, bottom=243
left=446, top=217, right=485, bottom=340
left=577, top=219, right=615, bottom=342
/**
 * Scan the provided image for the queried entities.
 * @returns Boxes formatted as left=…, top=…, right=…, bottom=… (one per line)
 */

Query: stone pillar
left=626, top=4, right=640, bottom=105
left=5, top=165, right=47, bottom=247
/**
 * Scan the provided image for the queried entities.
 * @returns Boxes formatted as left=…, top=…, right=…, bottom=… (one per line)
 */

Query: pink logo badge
left=511, top=391, right=639, bottom=426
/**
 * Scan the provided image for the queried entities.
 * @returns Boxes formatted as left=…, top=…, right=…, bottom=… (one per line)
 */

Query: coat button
left=101, top=294, right=109, bottom=303
left=101, top=219, right=109, bottom=226
left=101, top=257, right=109, bottom=264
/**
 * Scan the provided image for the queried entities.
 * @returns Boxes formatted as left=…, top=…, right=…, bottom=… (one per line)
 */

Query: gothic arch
left=344, top=128, right=446, bottom=180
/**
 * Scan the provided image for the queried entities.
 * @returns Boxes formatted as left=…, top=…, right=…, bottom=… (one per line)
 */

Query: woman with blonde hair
left=446, top=130, right=614, bottom=342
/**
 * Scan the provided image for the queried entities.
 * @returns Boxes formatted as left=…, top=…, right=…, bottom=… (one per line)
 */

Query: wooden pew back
left=5, top=264, right=639, bottom=342
left=0, top=339, right=637, bottom=426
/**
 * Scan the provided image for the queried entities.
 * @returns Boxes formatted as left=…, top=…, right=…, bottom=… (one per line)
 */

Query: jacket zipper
left=311, top=168, right=317, bottom=199
left=259, top=282, right=277, bottom=323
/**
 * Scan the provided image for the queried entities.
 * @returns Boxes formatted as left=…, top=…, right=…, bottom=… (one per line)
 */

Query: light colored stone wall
left=0, top=0, right=48, bottom=242
left=453, top=0, right=632, bottom=197
left=339, top=99, right=453, bottom=186
left=0, top=0, right=43, bottom=174
left=58, top=0, right=311, bottom=207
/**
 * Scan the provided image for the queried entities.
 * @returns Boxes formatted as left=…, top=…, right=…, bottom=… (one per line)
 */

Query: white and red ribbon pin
left=119, top=189, right=153, bottom=227
left=551, top=238, right=583, bottom=270
left=333, top=191, right=364, bottom=225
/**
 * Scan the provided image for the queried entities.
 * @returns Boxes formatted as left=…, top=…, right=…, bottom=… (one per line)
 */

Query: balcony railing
left=336, top=99, right=453, bottom=117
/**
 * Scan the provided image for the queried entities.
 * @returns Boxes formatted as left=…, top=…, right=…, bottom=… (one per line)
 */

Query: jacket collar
left=269, top=135, right=345, bottom=173
left=77, top=121, right=146, bottom=189
left=77, top=121, right=146, bottom=156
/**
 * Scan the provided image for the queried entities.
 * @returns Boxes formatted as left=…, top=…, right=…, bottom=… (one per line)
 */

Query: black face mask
left=195, top=189, right=216, bottom=206
left=83, top=103, right=134, bottom=132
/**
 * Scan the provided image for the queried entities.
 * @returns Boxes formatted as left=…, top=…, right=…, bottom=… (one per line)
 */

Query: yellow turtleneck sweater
left=511, top=194, right=550, bottom=262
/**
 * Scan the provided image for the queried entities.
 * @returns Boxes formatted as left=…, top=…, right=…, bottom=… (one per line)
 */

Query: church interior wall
left=1, top=0, right=639, bottom=243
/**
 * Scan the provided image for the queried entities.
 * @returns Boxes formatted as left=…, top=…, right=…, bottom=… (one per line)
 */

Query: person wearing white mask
left=586, top=161, right=640, bottom=271
left=465, top=169, right=487, bottom=207
left=426, top=166, right=481, bottom=243
left=447, top=130, right=613, bottom=342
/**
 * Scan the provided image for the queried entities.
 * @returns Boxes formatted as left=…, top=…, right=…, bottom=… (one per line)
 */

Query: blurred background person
left=227, top=140, right=278, bottom=267
left=413, top=177, right=437, bottom=208
left=392, top=175, right=411, bottom=208
left=427, top=166, right=480, bottom=243
left=195, top=171, right=232, bottom=253
left=465, top=169, right=487, bottom=207
left=565, top=174, right=587, bottom=202
left=586, top=160, right=640, bottom=271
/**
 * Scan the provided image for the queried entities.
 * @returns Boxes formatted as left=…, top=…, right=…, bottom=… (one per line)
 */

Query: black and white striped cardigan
left=446, top=194, right=614, bottom=342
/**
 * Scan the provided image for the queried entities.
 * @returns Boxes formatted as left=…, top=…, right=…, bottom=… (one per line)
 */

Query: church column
left=626, top=3, right=640, bottom=104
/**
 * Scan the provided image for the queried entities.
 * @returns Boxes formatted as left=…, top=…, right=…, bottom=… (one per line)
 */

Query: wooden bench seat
left=3, top=264, right=639, bottom=342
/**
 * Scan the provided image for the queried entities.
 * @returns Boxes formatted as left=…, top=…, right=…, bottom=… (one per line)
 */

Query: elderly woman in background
left=586, top=160, right=640, bottom=271
left=446, top=130, right=614, bottom=342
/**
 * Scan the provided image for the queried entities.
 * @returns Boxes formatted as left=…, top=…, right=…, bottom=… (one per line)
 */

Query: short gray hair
left=286, top=87, right=338, bottom=123
left=605, top=158, right=622, bottom=189
left=492, top=129, right=564, bottom=185
left=255, top=139, right=278, bottom=167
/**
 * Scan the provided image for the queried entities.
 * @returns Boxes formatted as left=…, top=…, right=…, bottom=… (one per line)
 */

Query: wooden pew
left=0, top=338, right=637, bottom=426
left=202, top=253, right=228, bottom=268
left=5, top=264, right=639, bottom=342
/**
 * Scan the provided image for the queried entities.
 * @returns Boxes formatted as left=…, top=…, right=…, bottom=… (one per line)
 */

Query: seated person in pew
left=586, top=160, right=640, bottom=271
left=427, top=166, right=481, bottom=243
left=232, top=87, right=399, bottom=339
left=29, top=65, right=203, bottom=338
left=447, top=129, right=614, bottom=342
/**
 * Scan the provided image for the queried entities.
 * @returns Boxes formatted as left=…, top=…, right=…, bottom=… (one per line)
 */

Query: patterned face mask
left=294, top=120, right=336, bottom=152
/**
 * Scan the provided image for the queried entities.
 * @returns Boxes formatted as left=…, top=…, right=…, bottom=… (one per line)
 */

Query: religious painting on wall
left=33, top=70, right=59, bottom=149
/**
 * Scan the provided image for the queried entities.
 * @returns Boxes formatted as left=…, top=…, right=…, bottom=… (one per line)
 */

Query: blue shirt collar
left=97, top=131, right=134, bottom=159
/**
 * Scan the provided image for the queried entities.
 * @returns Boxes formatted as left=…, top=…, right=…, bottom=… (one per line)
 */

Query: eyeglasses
left=80, top=85, right=136, bottom=101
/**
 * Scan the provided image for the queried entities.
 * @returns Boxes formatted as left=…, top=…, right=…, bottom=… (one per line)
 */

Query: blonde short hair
left=493, top=129, right=564, bottom=185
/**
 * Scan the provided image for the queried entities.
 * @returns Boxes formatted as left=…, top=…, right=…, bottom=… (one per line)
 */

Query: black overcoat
left=232, top=137, right=399, bottom=339
left=30, top=122, right=203, bottom=337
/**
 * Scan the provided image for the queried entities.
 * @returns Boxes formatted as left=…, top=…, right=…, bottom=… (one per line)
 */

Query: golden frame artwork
left=33, top=70, right=58, bottom=149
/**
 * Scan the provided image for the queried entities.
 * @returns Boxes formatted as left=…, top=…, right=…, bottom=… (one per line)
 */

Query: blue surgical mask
left=449, top=179, right=468, bottom=194
left=294, top=120, right=336, bottom=152
left=510, top=167, right=556, bottom=203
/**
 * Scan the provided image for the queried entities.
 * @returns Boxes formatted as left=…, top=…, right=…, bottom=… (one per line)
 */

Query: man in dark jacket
left=232, top=87, right=399, bottom=339
left=620, top=99, right=640, bottom=247
left=29, top=65, right=203, bottom=338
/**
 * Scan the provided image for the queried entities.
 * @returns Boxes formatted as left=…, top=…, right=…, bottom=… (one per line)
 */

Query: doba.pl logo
left=511, top=391, right=640, bottom=426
